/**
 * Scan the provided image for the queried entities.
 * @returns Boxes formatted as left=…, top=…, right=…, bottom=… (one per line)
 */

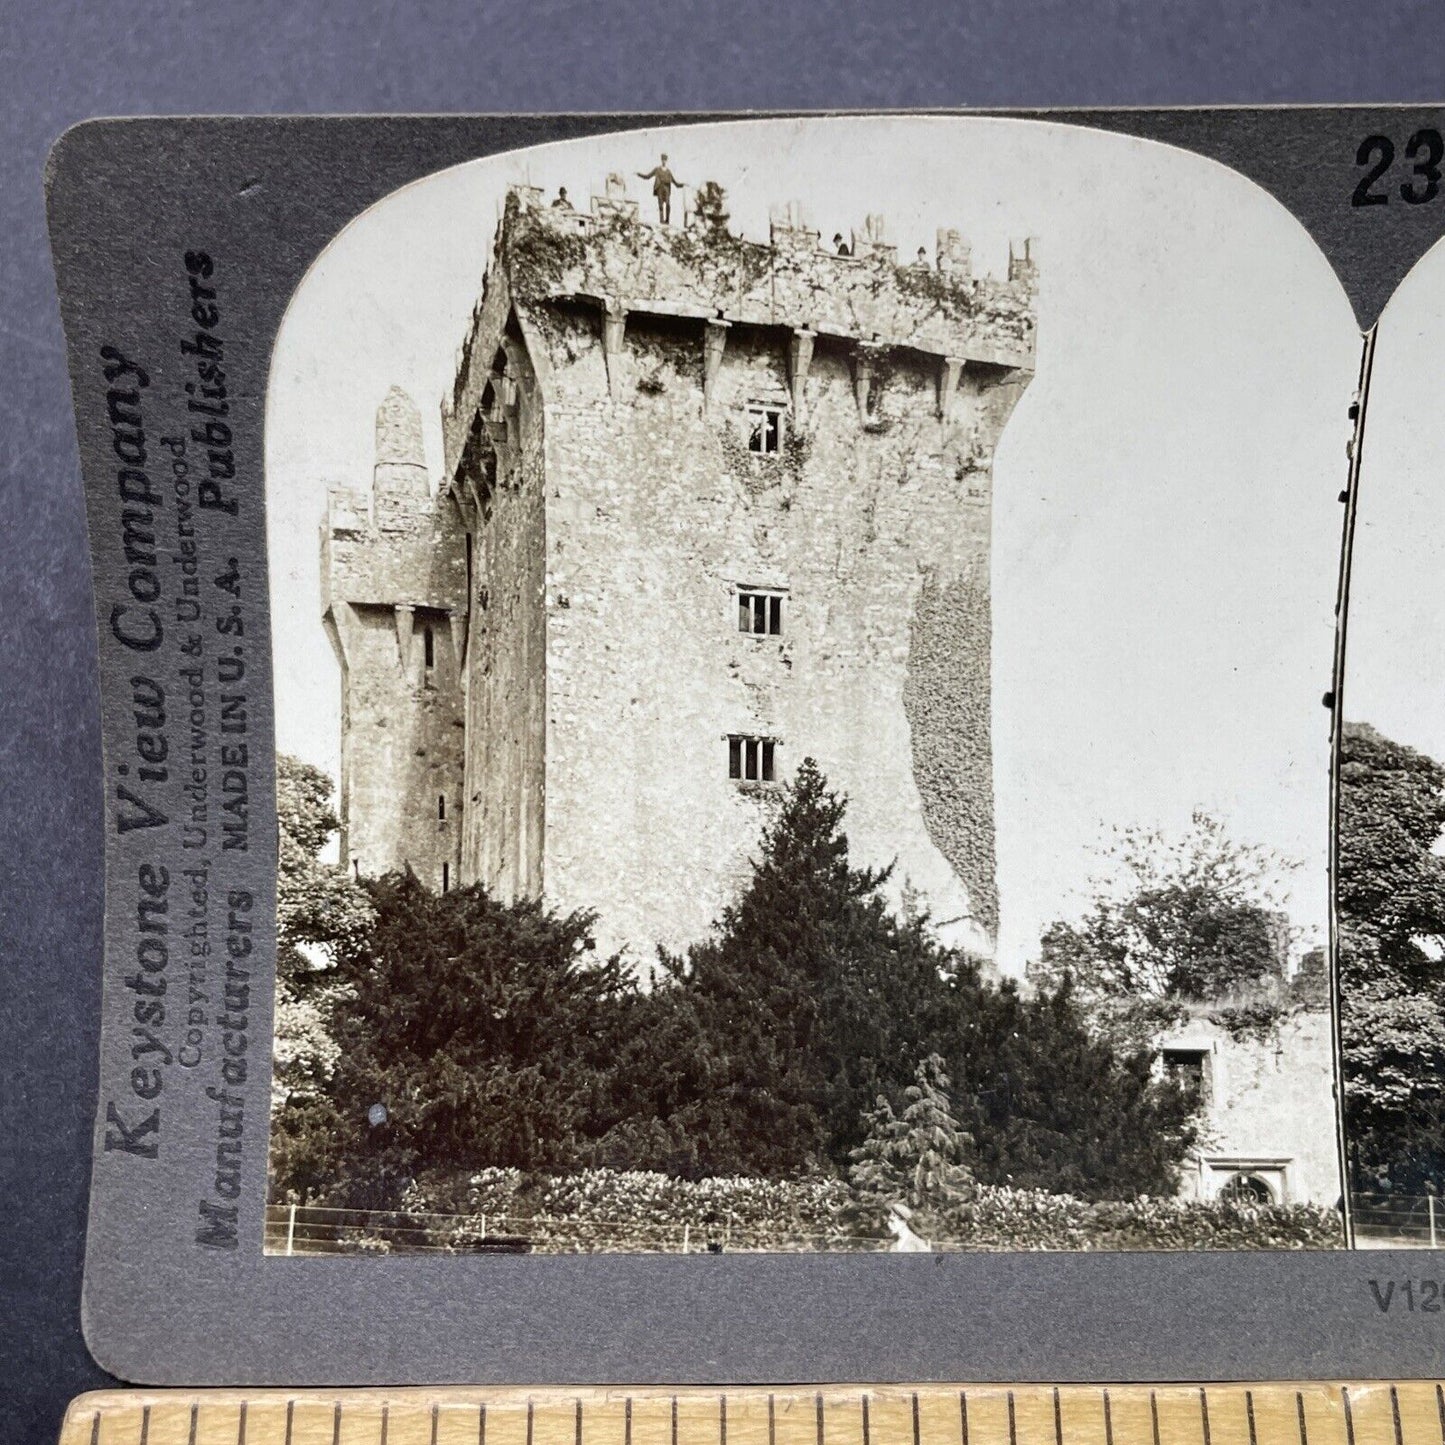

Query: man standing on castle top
left=637, top=153, right=685, bottom=223
left=551, top=186, right=574, bottom=210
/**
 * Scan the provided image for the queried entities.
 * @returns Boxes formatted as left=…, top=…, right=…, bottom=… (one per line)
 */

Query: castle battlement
left=444, top=180, right=1036, bottom=478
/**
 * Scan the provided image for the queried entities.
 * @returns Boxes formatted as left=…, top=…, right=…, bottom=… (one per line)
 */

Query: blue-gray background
left=5, top=3, right=1445, bottom=1442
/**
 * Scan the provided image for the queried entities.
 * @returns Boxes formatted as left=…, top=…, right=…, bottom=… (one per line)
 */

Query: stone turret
left=374, top=384, right=428, bottom=499
left=322, top=388, right=467, bottom=888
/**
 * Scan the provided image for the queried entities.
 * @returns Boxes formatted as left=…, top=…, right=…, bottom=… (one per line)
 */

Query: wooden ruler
left=54, top=1385, right=1445, bottom=1445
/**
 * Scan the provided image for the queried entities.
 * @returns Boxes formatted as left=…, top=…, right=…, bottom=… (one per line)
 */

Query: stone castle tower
left=322, top=386, right=467, bottom=888
left=326, top=179, right=1037, bottom=961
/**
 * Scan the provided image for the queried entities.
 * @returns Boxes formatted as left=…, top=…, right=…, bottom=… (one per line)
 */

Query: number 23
left=1354, top=130, right=1444, bottom=207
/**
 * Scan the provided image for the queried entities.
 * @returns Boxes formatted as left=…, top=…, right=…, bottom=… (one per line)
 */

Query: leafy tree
left=314, top=873, right=631, bottom=1208
left=270, top=756, right=371, bottom=1127
left=274, top=755, right=373, bottom=989
left=849, top=1055, right=975, bottom=1217
left=1030, top=811, right=1297, bottom=1022
left=1338, top=722, right=1445, bottom=1192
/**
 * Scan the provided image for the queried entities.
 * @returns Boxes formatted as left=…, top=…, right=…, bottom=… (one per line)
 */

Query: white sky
left=1342, top=243, right=1445, bottom=766
left=267, top=116, right=1361, bottom=976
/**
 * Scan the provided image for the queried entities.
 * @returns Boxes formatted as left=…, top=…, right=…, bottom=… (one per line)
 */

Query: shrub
left=529, top=1169, right=858, bottom=1252
left=933, top=1185, right=1343, bottom=1251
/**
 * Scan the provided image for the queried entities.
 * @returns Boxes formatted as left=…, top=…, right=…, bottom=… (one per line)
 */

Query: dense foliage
left=1031, top=811, right=1296, bottom=1009
left=270, top=756, right=1200, bottom=1215
left=270, top=756, right=372, bottom=1112
left=295, top=1168, right=1340, bottom=1256
left=932, top=1185, right=1343, bottom=1252
left=1338, top=722, right=1445, bottom=1193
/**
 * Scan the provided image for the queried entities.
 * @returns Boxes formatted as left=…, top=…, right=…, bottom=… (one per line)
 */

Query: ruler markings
left=60, top=1385, right=1445, bottom=1445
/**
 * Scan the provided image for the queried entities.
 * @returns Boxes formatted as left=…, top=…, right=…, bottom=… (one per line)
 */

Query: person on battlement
left=551, top=186, right=574, bottom=210
left=833, top=232, right=852, bottom=256
left=637, top=153, right=685, bottom=223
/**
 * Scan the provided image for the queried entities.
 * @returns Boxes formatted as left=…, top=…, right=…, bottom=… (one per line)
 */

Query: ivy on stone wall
left=718, top=417, right=812, bottom=500
left=903, top=570, right=998, bottom=935
left=504, top=205, right=588, bottom=303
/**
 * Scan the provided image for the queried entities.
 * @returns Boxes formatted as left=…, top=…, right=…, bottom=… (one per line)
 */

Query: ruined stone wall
left=1163, top=1009, right=1342, bottom=1206
left=529, top=307, right=1014, bottom=963
left=456, top=344, right=547, bottom=900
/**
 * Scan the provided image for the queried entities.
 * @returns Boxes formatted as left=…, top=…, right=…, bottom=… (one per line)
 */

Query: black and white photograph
left=1336, top=234, right=1445, bottom=1248
left=261, top=116, right=1361, bottom=1256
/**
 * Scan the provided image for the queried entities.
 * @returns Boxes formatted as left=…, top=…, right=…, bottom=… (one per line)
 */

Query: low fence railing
left=1352, top=1192, right=1445, bottom=1246
left=262, top=1203, right=891, bottom=1256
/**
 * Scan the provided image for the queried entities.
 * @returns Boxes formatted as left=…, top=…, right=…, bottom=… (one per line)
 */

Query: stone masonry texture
left=1161, top=1008, right=1341, bottom=1206
left=339, top=180, right=1037, bottom=963
left=323, top=387, right=467, bottom=891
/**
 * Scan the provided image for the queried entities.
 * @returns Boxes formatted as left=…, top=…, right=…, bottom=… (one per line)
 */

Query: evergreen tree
left=629, top=759, right=1196, bottom=1198
left=269, top=756, right=1203, bottom=1208
left=309, top=873, right=631, bottom=1208
left=667, top=758, right=962, bottom=1174
left=948, top=975, right=1198, bottom=1199
left=849, top=1055, right=975, bottom=1215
